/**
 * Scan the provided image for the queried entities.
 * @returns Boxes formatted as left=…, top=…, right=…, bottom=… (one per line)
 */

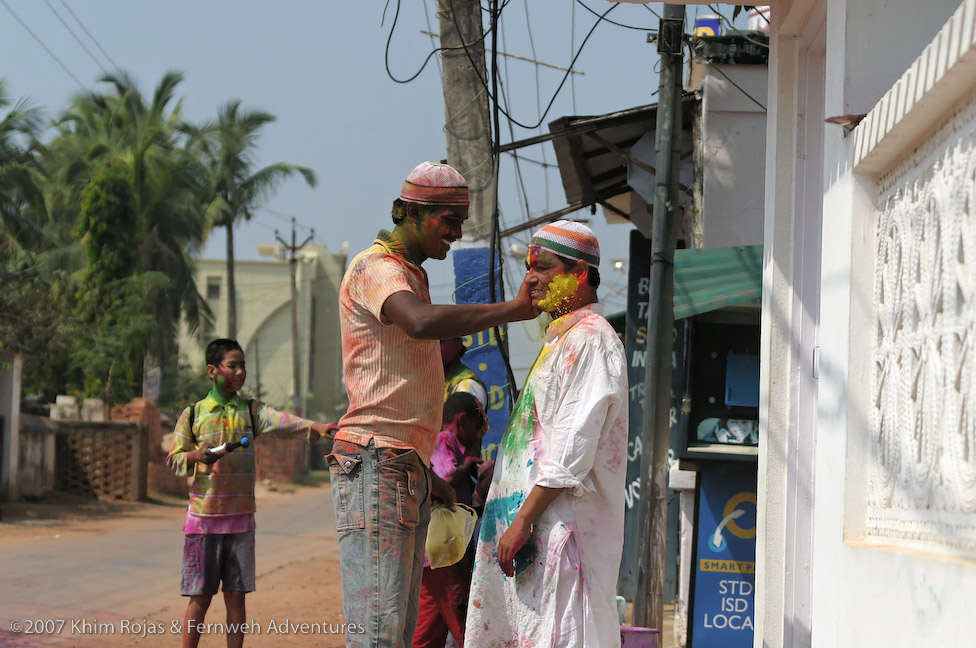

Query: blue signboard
left=691, top=465, right=757, bottom=647
left=453, top=246, right=513, bottom=460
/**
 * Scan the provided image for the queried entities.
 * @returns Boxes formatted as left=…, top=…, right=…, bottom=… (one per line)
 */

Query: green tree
left=0, top=80, right=47, bottom=251
left=0, top=241, right=78, bottom=403
left=190, top=100, right=316, bottom=338
left=47, top=71, right=213, bottom=365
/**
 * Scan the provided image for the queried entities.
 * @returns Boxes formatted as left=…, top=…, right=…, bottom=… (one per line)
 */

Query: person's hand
left=497, top=518, right=531, bottom=577
left=430, top=472, right=457, bottom=511
left=474, top=459, right=495, bottom=505
left=511, top=276, right=538, bottom=321
left=458, top=455, right=482, bottom=477
left=308, top=421, right=338, bottom=443
left=187, top=445, right=218, bottom=465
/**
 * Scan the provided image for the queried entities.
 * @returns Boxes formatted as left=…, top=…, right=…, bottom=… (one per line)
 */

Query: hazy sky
left=1, top=0, right=739, bottom=376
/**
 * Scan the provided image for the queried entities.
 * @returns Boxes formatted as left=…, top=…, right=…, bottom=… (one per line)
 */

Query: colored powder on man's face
left=538, top=273, right=581, bottom=311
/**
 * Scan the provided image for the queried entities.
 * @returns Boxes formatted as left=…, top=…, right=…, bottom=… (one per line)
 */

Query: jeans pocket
left=396, top=478, right=420, bottom=528
left=377, top=447, right=422, bottom=528
left=326, top=447, right=365, bottom=531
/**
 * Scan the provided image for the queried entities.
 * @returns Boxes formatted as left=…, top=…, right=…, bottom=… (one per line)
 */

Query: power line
left=385, top=0, right=499, bottom=84
left=1, top=0, right=85, bottom=88
left=692, top=46, right=767, bottom=111
left=576, top=0, right=657, bottom=30
left=43, top=0, right=108, bottom=75
left=58, top=0, right=124, bottom=72
left=419, top=30, right=584, bottom=75
left=446, top=0, right=622, bottom=131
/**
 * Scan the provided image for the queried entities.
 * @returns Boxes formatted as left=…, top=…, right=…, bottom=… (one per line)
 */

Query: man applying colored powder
left=328, top=161, right=537, bottom=648
left=465, top=220, right=629, bottom=648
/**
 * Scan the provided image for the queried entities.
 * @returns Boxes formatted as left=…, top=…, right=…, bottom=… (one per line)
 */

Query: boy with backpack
left=166, top=338, right=333, bottom=648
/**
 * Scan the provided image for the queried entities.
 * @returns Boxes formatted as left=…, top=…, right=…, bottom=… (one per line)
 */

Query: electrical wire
left=2, top=0, right=85, bottom=88
left=58, top=0, right=123, bottom=73
left=420, top=0, right=443, bottom=76
left=569, top=0, right=577, bottom=114
left=575, top=0, right=657, bottom=30
left=641, top=2, right=664, bottom=20
left=520, top=0, right=551, bottom=208
left=447, top=0, right=620, bottom=131
left=43, top=0, right=108, bottom=75
left=497, top=22, right=533, bottom=224
left=692, top=47, right=767, bottom=111
left=384, top=0, right=496, bottom=84
left=487, top=0, right=519, bottom=405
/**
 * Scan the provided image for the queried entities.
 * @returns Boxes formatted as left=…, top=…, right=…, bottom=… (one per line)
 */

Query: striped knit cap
left=530, top=220, right=600, bottom=268
left=399, top=161, right=469, bottom=206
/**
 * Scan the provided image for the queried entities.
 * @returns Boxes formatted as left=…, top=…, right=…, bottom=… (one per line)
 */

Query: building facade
left=178, top=243, right=347, bottom=423
left=735, top=0, right=976, bottom=645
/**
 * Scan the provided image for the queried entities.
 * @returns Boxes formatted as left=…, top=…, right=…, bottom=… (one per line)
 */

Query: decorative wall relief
left=870, top=98, right=976, bottom=553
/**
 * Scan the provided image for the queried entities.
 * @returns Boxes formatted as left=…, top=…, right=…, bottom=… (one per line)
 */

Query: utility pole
left=438, top=0, right=519, bottom=451
left=276, top=218, right=313, bottom=416
left=634, top=5, right=685, bottom=632
left=438, top=0, right=495, bottom=234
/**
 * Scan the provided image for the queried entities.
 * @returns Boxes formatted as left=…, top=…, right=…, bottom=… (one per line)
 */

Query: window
left=206, top=277, right=221, bottom=300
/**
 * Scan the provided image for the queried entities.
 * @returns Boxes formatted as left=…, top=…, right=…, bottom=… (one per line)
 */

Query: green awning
left=673, top=245, right=762, bottom=319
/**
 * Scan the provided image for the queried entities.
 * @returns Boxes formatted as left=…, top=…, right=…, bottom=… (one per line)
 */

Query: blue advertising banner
left=453, top=246, right=513, bottom=460
left=692, top=464, right=757, bottom=647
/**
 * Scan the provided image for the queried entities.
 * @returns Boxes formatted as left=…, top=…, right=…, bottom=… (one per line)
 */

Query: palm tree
left=46, top=71, right=212, bottom=363
left=0, top=80, right=47, bottom=251
left=189, top=100, right=317, bottom=338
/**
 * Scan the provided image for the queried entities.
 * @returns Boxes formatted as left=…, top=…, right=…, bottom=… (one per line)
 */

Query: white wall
left=0, top=352, right=23, bottom=501
left=760, top=1, right=976, bottom=647
left=701, top=65, right=768, bottom=248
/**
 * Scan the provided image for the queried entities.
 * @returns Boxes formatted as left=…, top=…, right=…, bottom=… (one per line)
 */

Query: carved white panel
left=869, top=97, right=976, bottom=554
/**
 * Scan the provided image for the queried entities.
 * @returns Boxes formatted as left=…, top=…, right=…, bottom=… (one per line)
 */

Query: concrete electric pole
left=438, top=0, right=495, bottom=234
left=634, top=4, right=685, bottom=632
left=276, top=218, right=313, bottom=416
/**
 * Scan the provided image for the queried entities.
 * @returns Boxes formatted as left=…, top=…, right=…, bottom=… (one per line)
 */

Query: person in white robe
left=465, top=220, right=628, bottom=648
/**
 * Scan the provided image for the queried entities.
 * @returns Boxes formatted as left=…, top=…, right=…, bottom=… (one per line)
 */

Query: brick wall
left=55, top=421, right=147, bottom=501
left=254, top=435, right=308, bottom=483
left=110, top=398, right=311, bottom=494
left=112, top=398, right=188, bottom=498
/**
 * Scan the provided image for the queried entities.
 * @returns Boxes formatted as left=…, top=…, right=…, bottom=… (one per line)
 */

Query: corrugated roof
left=547, top=97, right=698, bottom=216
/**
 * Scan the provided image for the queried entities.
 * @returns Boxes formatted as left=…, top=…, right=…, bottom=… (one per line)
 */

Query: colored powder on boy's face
left=537, top=273, right=581, bottom=312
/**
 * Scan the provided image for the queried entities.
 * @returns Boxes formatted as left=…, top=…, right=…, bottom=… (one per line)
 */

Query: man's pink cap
left=399, top=161, right=469, bottom=206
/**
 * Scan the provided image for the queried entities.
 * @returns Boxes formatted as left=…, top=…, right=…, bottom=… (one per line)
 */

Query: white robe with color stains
left=465, top=303, right=629, bottom=648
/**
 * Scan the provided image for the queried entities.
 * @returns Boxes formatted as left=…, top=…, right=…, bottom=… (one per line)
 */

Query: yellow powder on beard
left=538, top=273, right=580, bottom=311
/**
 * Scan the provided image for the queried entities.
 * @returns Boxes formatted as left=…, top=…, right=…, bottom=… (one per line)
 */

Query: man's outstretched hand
left=308, top=421, right=339, bottom=443
left=430, top=472, right=457, bottom=511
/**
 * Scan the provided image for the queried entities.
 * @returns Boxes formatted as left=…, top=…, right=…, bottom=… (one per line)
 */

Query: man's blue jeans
left=327, top=438, right=431, bottom=648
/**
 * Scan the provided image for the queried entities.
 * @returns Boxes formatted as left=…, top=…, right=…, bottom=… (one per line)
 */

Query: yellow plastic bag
left=426, top=503, right=478, bottom=569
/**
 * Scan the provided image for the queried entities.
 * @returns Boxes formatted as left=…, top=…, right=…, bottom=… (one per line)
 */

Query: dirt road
left=1, top=479, right=677, bottom=648
left=0, top=478, right=346, bottom=648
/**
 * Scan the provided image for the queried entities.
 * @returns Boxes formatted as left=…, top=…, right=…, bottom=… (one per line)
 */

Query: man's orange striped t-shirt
left=335, top=234, right=444, bottom=465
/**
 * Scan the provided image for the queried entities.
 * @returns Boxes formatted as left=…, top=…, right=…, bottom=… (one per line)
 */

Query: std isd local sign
left=691, top=464, right=757, bottom=647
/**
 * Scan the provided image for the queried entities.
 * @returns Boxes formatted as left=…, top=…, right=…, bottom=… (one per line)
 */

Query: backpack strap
left=187, top=402, right=195, bottom=434
left=248, top=398, right=258, bottom=437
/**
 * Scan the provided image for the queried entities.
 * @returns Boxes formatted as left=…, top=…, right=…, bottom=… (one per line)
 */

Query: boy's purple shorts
left=181, top=531, right=256, bottom=596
